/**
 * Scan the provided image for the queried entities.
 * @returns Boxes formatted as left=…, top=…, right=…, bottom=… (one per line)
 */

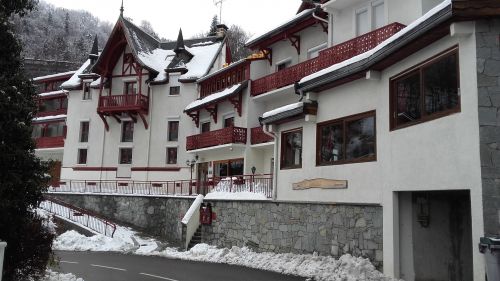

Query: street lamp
left=186, top=159, right=196, bottom=195
left=251, top=166, right=256, bottom=192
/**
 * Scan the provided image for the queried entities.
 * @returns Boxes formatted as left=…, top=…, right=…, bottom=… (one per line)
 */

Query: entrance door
left=398, top=190, right=473, bottom=281
left=197, top=162, right=209, bottom=195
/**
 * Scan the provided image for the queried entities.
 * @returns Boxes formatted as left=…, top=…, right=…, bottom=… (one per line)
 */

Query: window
left=119, top=148, right=133, bottom=164
left=80, top=121, right=89, bottom=143
left=44, top=122, right=65, bottom=137
left=121, top=121, right=134, bottom=142
left=281, top=129, right=302, bottom=169
left=124, top=81, right=137, bottom=95
left=168, top=121, right=179, bottom=141
left=32, top=124, right=43, bottom=138
left=372, top=1, right=385, bottom=29
left=214, top=159, right=244, bottom=177
left=276, top=60, right=291, bottom=72
left=356, top=8, right=369, bottom=36
left=166, top=147, right=177, bottom=164
left=78, top=149, right=87, bottom=164
left=307, top=43, right=327, bottom=59
left=201, top=122, right=210, bottom=133
left=224, top=116, right=235, bottom=128
left=83, top=82, right=92, bottom=100
left=169, top=86, right=180, bottom=96
left=390, top=48, right=459, bottom=130
left=317, top=112, right=376, bottom=165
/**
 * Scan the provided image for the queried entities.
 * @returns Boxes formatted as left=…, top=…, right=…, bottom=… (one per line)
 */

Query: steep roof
left=92, top=15, right=224, bottom=83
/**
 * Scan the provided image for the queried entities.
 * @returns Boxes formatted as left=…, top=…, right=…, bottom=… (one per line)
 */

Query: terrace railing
left=251, top=22, right=406, bottom=96
left=35, top=136, right=65, bottom=149
left=250, top=126, right=274, bottom=145
left=186, top=126, right=247, bottom=151
left=97, top=94, right=149, bottom=113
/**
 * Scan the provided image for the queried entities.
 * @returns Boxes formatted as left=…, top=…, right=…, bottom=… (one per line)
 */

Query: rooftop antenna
left=120, top=0, right=124, bottom=17
left=213, top=0, right=226, bottom=23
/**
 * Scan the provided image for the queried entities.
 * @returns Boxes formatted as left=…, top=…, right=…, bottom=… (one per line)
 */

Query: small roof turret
left=89, top=35, right=99, bottom=62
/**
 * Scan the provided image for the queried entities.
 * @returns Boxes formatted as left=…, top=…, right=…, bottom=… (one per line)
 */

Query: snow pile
left=53, top=226, right=158, bottom=253
left=181, top=43, right=222, bottom=80
left=205, top=191, right=267, bottom=200
left=42, top=270, right=84, bottom=281
left=300, top=0, right=451, bottom=84
left=34, top=71, right=76, bottom=82
left=33, top=114, right=66, bottom=122
left=181, top=194, right=204, bottom=224
left=61, top=59, right=91, bottom=89
left=52, top=222, right=398, bottom=281
left=38, top=90, right=68, bottom=97
left=156, top=244, right=397, bottom=281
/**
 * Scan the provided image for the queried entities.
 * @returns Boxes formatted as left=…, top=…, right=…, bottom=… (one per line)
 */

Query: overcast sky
left=41, top=0, right=303, bottom=40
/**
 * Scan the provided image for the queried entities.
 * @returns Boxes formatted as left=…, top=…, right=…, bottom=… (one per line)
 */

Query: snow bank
left=181, top=194, right=204, bottom=224
left=204, top=191, right=267, bottom=200
left=42, top=270, right=84, bottom=281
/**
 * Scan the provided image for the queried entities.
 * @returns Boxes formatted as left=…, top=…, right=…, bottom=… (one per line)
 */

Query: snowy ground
left=42, top=208, right=400, bottom=281
left=42, top=270, right=84, bottom=281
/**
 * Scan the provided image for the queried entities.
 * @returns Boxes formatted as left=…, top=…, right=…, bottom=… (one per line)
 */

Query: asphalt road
left=53, top=251, right=307, bottom=281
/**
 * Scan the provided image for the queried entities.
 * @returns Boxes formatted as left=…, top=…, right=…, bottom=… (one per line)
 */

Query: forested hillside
left=12, top=1, right=113, bottom=63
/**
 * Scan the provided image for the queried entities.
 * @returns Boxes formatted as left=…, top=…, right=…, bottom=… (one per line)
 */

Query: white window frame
left=275, top=58, right=292, bottom=72
left=82, top=80, right=93, bottom=101
left=167, top=118, right=180, bottom=142
left=165, top=145, right=179, bottom=165
left=307, top=43, right=328, bottom=59
left=222, top=112, right=236, bottom=128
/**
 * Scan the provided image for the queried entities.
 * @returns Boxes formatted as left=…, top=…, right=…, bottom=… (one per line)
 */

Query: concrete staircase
left=187, top=225, right=202, bottom=250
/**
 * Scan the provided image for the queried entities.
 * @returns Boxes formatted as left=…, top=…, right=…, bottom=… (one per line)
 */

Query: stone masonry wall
left=49, top=194, right=194, bottom=246
left=202, top=200, right=383, bottom=268
left=49, top=194, right=383, bottom=268
left=476, top=19, right=500, bottom=236
left=23, top=58, right=81, bottom=78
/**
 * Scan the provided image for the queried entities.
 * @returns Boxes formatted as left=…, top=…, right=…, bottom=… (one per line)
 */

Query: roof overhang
left=184, top=81, right=248, bottom=113
left=259, top=101, right=318, bottom=125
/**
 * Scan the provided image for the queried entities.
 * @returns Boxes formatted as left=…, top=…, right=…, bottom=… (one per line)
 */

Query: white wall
left=271, top=30, right=484, bottom=279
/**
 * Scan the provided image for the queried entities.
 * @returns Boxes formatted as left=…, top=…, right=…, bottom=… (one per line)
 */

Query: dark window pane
left=80, top=122, right=89, bottom=142
left=201, top=122, right=210, bottom=133
left=166, top=148, right=177, bottom=164
left=346, top=116, right=375, bottom=160
left=44, top=123, right=65, bottom=137
left=119, top=148, right=133, bottom=164
left=32, top=124, right=43, bottom=138
left=224, top=117, right=234, bottom=128
left=168, top=121, right=179, bottom=141
left=395, top=72, right=421, bottom=126
left=215, top=162, right=229, bottom=177
left=423, top=53, right=459, bottom=115
left=40, top=99, right=60, bottom=112
left=282, top=130, right=302, bottom=169
left=169, top=86, right=180, bottom=96
left=318, top=122, right=344, bottom=164
left=78, top=149, right=87, bottom=164
left=121, top=121, right=134, bottom=142
left=83, top=82, right=92, bottom=100
left=124, top=82, right=137, bottom=95
left=229, top=159, right=244, bottom=176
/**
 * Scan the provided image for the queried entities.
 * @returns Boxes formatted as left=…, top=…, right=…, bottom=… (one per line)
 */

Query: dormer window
left=124, top=81, right=137, bottom=95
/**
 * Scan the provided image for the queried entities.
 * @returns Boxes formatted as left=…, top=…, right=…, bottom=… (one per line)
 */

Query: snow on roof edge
left=262, top=102, right=304, bottom=119
left=33, top=71, right=76, bottom=82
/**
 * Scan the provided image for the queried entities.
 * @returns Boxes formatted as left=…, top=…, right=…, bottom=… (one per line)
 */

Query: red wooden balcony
left=251, top=126, right=274, bottom=145
left=35, top=136, right=64, bottom=149
left=199, top=61, right=250, bottom=98
left=186, top=126, right=247, bottom=151
left=36, top=108, right=67, bottom=117
left=97, top=94, right=149, bottom=113
left=251, top=22, right=406, bottom=96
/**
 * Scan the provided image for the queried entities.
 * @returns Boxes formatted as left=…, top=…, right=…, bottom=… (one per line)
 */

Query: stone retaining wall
left=49, top=194, right=383, bottom=268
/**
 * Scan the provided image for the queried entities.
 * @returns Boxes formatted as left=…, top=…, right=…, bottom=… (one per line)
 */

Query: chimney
left=216, top=24, right=228, bottom=39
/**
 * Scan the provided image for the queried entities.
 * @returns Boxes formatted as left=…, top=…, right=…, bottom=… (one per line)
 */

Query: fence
left=39, top=197, right=117, bottom=237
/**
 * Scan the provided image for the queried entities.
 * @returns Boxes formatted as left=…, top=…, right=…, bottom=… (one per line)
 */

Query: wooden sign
left=292, top=178, right=348, bottom=190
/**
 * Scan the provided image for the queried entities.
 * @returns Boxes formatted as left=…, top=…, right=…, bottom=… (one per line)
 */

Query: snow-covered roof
left=38, top=90, right=68, bottom=98
left=180, top=43, right=223, bottom=81
left=299, top=0, right=451, bottom=85
left=33, top=114, right=67, bottom=122
left=61, top=59, right=91, bottom=89
left=246, top=9, right=314, bottom=47
left=33, top=71, right=76, bottom=82
left=262, top=102, right=304, bottom=119
left=185, top=83, right=245, bottom=112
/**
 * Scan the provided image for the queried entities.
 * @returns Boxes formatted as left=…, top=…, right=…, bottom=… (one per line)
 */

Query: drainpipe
left=99, top=79, right=106, bottom=181
left=312, top=5, right=328, bottom=24
left=0, top=241, right=6, bottom=281
left=262, top=124, right=278, bottom=201
left=145, top=83, right=153, bottom=181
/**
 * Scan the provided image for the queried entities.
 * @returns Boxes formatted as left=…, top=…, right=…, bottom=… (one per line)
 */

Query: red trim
left=72, top=167, right=118, bottom=171
left=131, top=167, right=182, bottom=172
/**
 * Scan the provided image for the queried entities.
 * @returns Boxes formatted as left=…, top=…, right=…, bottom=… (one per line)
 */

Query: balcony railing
left=186, top=126, right=247, bottom=151
left=36, top=108, right=67, bottom=117
left=35, top=136, right=64, bottom=149
left=251, top=22, right=406, bottom=96
left=199, top=61, right=250, bottom=98
left=97, top=94, right=149, bottom=113
left=251, top=126, right=274, bottom=145
left=48, top=174, right=274, bottom=198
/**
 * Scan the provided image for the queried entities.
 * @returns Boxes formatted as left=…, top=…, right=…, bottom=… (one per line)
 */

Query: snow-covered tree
left=0, top=0, right=55, bottom=280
